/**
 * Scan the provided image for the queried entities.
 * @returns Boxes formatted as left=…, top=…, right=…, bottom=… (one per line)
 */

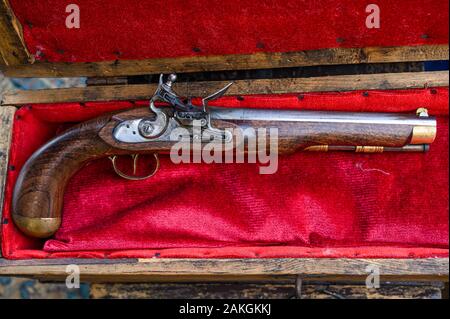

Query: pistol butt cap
left=12, top=215, right=61, bottom=238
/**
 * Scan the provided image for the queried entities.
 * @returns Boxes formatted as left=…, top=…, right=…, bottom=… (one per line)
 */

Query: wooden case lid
left=0, top=0, right=448, bottom=78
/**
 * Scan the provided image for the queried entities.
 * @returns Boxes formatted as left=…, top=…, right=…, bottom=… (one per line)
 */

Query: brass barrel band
left=355, top=146, right=384, bottom=153
left=410, top=126, right=437, bottom=144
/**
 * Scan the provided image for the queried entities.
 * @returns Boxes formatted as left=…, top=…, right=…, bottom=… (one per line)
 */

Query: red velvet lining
left=8, top=0, right=449, bottom=62
left=1, top=88, right=448, bottom=259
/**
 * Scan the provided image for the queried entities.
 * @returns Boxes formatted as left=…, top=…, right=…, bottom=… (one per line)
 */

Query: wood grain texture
left=0, top=45, right=447, bottom=78
left=11, top=113, right=124, bottom=237
left=298, top=283, right=444, bottom=299
left=90, top=282, right=299, bottom=299
left=234, top=120, right=414, bottom=153
left=0, top=258, right=448, bottom=282
left=2, top=71, right=448, bottom=105
left=0, top=106, right=16, bottom=257
left=0, top=0, right=31, bottom=66
left=364, top=45, right=448, bottom=64
left=0, top=277, right=442, bottom=299
left=89, top=282, right=444, bottom=299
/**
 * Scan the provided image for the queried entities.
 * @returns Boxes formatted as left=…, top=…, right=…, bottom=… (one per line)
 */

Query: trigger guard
left=109, top=153, right=160, bottom=181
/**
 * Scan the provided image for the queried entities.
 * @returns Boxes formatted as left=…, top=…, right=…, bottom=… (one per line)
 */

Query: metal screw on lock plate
left=138, top=119, right=155, bottom=137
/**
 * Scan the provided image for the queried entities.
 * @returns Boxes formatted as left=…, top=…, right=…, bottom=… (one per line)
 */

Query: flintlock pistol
left=12, top=74, right=436, bottom=238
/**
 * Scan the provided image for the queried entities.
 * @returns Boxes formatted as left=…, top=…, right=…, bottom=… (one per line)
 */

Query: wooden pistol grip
left=12, top=115, right=121, bottom=238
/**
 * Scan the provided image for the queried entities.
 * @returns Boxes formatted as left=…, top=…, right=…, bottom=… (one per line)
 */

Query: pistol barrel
left=210, top=107, right=436, bottom=153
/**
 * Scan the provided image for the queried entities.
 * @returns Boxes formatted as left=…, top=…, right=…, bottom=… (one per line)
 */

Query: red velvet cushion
left=8, top=0, right=449, bottom=63
left=1, top=88, right=448, bottom=259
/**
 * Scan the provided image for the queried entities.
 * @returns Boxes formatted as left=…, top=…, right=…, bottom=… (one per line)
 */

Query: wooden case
left=0, top=0, right=448, bottom=286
